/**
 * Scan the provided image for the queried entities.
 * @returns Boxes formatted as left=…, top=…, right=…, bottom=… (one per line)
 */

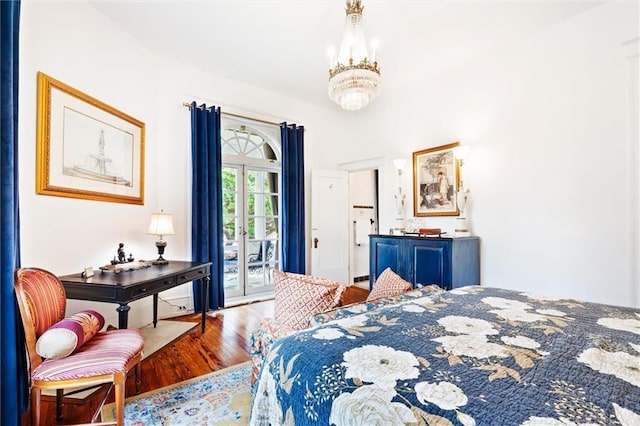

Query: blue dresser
left=369, top=234, right=480, bottom=290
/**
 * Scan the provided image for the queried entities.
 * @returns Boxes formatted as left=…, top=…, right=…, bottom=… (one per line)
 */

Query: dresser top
left=370, top=234, right=479, bottom=241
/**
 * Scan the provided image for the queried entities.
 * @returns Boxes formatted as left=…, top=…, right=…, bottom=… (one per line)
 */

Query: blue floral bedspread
left=250, top=286, right=640, bottom=425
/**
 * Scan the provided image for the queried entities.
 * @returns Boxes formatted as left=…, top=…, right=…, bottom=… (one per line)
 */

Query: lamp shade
left=453, top=146, right=470, bottom=161
left=393, top=158, right=407, bottom=170
left=147, top=212, right=175, bottom=237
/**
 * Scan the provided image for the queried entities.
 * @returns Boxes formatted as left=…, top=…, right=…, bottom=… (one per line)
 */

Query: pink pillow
left=367, top=268, right=412, bottom=301
left=273, top=270, right=346, bottom=330
left=36, top=310, right=105, bottom=359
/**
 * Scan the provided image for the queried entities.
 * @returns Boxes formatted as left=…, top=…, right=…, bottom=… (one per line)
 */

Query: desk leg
left=201, top=276, right=210, bottom=333
left=117, top=304, right=130, bottom=329
left=153, top=294, right=159, bottom=328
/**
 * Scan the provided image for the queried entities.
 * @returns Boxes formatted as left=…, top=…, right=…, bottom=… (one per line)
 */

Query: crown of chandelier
left=328, top=0, right=381, bottom=112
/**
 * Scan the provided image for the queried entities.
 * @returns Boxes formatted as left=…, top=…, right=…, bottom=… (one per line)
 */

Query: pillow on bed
left=36, top=310, right=105, bottom=359
left=367, top=268, right=412, bottom=301
left=273, top=270, right=346, bottom=330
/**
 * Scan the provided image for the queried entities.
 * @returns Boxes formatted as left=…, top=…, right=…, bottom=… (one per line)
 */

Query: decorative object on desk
left=418, top=227, right=441, bottom=236
left=117, top=242, right=126, bottom=263
left=81, top=267, right=94, bottom=278
left=412, top=142, right=460, bottom=217
left=100, top=260, right=152, bottom=273
left=392, top=158, right=407, bottom=231
left=147, top=210, right=175, bottom=264
left=113, top=243, right=134, bottom=264
left=35, top=72, right=144, bottom=205
left=453, top=145, right=471, bottom=236
left=327, top=0, right=381, bottom=111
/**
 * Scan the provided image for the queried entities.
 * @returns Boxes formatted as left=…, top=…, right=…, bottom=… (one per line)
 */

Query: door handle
left=314, top=238, right=319, bottom=248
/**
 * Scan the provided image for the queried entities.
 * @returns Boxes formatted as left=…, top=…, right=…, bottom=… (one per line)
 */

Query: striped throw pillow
left=36, top=310, right=105, bottom=359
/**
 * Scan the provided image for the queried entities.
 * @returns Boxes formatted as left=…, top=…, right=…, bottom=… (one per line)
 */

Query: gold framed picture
left=413, top=142, right=460, bottom=217
left=36, top=72, right=145, bottom=205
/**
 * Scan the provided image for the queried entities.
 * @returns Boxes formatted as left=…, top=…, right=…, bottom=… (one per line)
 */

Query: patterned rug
left=101, top=362, right=252, bottom=425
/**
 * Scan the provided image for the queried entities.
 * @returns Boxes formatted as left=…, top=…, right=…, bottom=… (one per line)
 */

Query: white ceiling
left=89, top=1, right=602, bottom=110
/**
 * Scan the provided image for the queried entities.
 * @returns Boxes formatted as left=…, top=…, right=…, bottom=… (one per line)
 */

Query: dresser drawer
left=176, top=266, right=210, bottom=284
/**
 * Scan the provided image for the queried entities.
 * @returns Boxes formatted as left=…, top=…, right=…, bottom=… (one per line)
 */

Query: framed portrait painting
left=36, top=72, right=145, bottom=205
left=413, top=142, right=460, bottom=217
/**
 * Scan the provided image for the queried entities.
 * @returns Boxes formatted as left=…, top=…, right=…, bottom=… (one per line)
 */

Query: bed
left=250, top=286, right=640, bottom=425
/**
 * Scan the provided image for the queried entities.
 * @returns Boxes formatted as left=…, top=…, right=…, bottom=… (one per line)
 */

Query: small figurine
left=127, top=253, right=135, bottom=262
left=117, top=243, right=126, bottom=263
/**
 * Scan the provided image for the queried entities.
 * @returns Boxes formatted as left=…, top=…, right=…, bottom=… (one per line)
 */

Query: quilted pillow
left=36, top=310, right=105, bottom=359
left=367, top=268, right=412, bottom=301
left=273, top=270, right=346, bottom=330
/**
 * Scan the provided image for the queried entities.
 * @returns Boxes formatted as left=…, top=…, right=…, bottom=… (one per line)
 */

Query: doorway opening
left=221, top=122, right=281, bottom=305
left=309, top=160, right=383, bottom=289
left=349, top=169, right=379, bottom=289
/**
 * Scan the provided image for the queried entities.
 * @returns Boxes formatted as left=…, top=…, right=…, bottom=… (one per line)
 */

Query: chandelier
left=328, top=0, right=381, bottom=111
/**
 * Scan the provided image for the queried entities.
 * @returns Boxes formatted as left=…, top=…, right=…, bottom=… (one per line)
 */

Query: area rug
left=101, top=362, right=252, bottom=425
left=139, top=320, right=198, bottom=360
left=44, top=320, right=197, bottom=400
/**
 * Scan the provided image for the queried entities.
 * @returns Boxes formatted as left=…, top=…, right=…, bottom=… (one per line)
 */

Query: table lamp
left=147, top=210, right=175, bottom=264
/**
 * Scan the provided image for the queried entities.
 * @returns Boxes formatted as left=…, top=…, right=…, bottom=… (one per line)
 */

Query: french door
left=222, top=164, right=280, bottom=299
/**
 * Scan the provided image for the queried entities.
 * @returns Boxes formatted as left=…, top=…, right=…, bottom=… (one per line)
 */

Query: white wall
left=316, top=2, right=640, bottom=307
left=18, top=1, right=342, bottom=328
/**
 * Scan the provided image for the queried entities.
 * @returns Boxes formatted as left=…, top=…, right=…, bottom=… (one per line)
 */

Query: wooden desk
left=58, top=261, right=212, bottom=331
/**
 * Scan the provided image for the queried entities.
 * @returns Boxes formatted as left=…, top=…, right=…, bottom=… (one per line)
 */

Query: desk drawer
left=176, top=267, right=209, bottom=284
left=124, top=276, right=177, bottom=300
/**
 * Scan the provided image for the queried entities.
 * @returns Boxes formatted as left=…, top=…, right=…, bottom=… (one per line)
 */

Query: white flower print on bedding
left=329, top=385, right=416, bottom=426
left=335, top=314, right=369, bottom=329
left=518, top=293, right=560, bottom=302
left=482, top=297, right=532, bottom=310
left=437, top=315, right=499, bottom=336
left=577, top=347, right=640, bottom=387
left=414, top=381, right=468, bottom=410
left=613, top=403, right=640, bottom=426
left=402, top=304, right=426, bottom=313
left=342, top=345, right=419, bottom=389
left=490, top=309, right=547, bottom=323
left=313, top=328, right=345, bottom=340
left=432, top=334, right=508, bottom=359
left=597, top=316, right=640, bottom=335
left=501, top=335, right=541, bottom=350
left=536, top=309, right=567, bottom=317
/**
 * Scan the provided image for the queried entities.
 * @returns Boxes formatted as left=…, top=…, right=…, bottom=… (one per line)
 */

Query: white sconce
left=453, top=146, right=470, bottom=236
left=392, top=158, right=407, bottom=232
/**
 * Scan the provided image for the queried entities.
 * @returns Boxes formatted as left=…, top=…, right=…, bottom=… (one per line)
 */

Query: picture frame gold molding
left=36, top=72, right=145, bottom=205
left=412, top=142, right=460, bottom=217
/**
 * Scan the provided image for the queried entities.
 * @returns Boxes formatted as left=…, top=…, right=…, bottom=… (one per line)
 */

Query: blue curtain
left=1, top=1, right=27, bottom=424
left=190, top=102, right=224, bottom=312
left=280, top=123, right=306, bottom=274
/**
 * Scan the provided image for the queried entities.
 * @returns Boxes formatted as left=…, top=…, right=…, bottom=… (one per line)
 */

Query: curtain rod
left=182, top=102, right=282, bottom=127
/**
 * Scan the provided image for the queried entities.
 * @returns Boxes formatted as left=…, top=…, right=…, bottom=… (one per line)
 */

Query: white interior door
left=310, top=169, right=349, bottom=283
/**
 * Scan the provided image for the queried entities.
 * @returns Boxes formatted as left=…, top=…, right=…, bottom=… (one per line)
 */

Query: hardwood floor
left=25, top=286, right=368, bottom=425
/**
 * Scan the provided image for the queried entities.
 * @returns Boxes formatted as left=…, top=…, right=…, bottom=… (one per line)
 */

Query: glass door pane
left=222, top=165, right=243, bottom=298
left=245, top=168, right=279, bottom=295
left=223, top=165, right=279, bottom=299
